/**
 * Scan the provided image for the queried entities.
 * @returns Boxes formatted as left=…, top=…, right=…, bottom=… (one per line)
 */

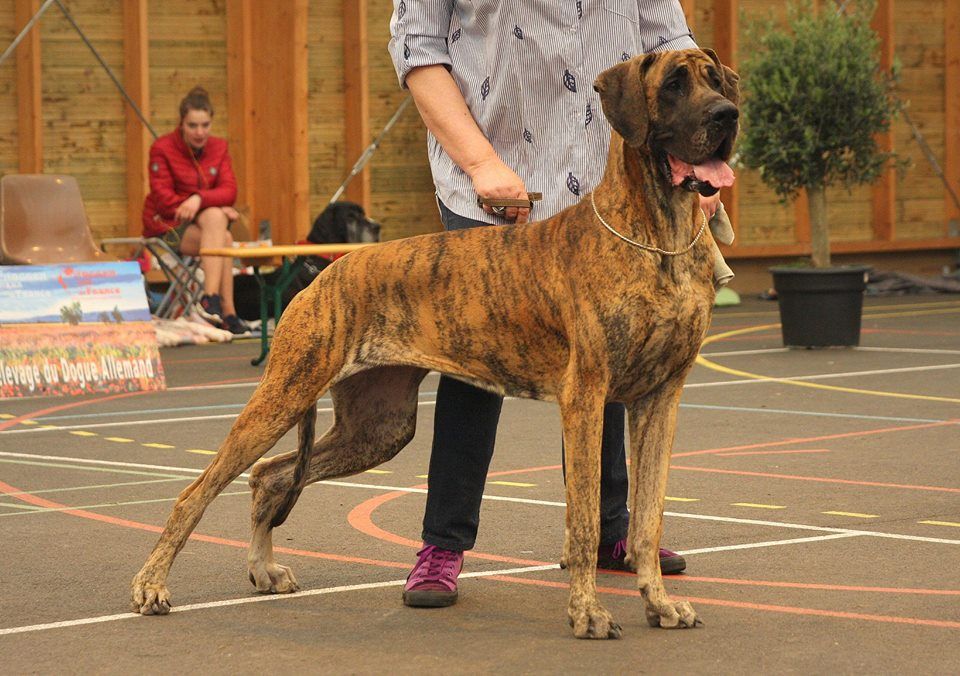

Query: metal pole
left=0, top=0, right=57, bottom=68
left=329, top=96, right=414, bottom=204
left=53, top=0, right=159, bottom=139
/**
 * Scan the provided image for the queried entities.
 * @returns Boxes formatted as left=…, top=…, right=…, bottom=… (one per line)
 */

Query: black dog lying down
left=283, top=201, right=381, bottom=303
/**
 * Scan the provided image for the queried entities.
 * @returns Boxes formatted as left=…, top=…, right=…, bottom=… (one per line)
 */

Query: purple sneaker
left=596, top=539, right=687, bottom=575
left=403, top=544, right=464, bottom=608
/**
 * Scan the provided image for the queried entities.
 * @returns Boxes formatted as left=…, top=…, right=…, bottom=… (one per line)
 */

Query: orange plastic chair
left=0, top=174, right=112, bottom=265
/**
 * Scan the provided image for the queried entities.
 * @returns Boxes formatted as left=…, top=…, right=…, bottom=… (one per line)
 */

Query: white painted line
left=0, top=477, right=186, bottom=497
left=679, top=403, right=943, bottom=424
left=0, top=401, right=438, bottom=435
left=678, top=532, right=862, bottom=555
left=0, top=491, right=249, bottom=518
left=0, top=564, right=558, bottom=637
left=700, top=346, right=960, bottom=358
left=3, top=452, right=960, bottom=547
left=855, top=346, right=960, bottom=356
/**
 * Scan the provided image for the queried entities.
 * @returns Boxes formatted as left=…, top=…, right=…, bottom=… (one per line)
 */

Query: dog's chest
left=602, top=275, right=713, bottom=395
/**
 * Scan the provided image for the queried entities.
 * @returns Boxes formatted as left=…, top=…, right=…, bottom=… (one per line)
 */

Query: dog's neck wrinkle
left=595, top=136, right=698, bottom=252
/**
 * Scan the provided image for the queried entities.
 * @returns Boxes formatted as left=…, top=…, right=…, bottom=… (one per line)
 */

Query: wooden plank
left=713, top=0, right=739, bottom=237
left=946, top=0, right=960, bottom=231
left=15, top=0, right=42, bottom=173
left=122, top=0, right=150, bottom=237
left=342, top=0, right=370, bottom=209
left=870, top=0, right=896, bottom=241
left=722, top=235, right=960, bottom=259
left=226, top=0, right=255, bottom=224
left=249, top=0, right=309, bottom=244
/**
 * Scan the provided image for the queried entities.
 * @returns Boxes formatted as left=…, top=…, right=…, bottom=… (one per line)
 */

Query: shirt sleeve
left=388, top=0, right=454, bottom=88
left=638, top=0, right=698, bottom=53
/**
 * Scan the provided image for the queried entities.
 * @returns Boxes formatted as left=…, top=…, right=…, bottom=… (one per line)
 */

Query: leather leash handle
left=476, top=192, right=543, bottom=209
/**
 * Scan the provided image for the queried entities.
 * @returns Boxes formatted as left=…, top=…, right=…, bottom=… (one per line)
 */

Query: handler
left=390, top=0, right=722, bottom=607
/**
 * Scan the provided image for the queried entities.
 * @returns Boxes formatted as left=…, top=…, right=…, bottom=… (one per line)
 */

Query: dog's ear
left=594, top=54, right=656, bottom=148
left=702, top=48, right=740, bottom=105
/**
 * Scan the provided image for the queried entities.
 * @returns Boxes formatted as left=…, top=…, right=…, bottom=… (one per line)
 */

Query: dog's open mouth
left=667, top=154, right=735, bottom=197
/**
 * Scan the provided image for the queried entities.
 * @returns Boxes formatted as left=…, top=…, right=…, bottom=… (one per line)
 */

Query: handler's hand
left=468, top=157, right=530, bottom=224
left=176, top=194, right=202, bottom=225
left=699, top=192, right=721, bottom=219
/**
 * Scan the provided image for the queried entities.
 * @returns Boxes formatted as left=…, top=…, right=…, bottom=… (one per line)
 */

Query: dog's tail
left=270, top=402, right=317, bottom=528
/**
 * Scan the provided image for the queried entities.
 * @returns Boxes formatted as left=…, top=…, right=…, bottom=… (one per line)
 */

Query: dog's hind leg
left=246, top=365, right=426, bottom=593
left=626, top=380, right=701, bottom=629
left=130, top=329, right=340, bottom=615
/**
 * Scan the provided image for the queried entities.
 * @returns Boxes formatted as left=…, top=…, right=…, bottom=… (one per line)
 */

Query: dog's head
left=307, top=201, right=382, bottom=244
left=594, top=48, right=740, bottom=197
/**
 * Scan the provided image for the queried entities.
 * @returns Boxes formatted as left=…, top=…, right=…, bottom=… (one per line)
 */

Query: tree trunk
left=807, top=184, right=830, bottom=268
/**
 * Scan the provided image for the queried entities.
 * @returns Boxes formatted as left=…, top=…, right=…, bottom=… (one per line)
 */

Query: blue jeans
left=421, top=199, right=629, bottom=551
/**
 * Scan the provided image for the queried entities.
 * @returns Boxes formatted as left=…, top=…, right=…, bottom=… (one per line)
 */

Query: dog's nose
left=710, top=103, right=739, bottom=127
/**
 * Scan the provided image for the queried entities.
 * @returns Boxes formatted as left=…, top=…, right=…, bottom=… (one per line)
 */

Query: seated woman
left=142, top=86, right=249, bottom=335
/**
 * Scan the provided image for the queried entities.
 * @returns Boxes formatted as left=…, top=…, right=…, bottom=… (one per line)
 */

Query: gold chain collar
left=590, top=192, right=707, bottom=256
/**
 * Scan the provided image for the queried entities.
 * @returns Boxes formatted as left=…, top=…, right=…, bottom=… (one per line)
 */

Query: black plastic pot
left=770, top=266, right=870, bottom=348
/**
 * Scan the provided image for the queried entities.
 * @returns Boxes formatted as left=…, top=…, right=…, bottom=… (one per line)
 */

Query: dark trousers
left=421, top=199, right=629, bottom=551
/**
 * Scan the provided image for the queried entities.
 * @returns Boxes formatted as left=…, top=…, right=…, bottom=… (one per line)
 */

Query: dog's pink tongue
left=668, top=155, right=735, bottom=188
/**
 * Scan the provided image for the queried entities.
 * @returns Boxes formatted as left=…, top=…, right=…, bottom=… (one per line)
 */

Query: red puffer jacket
left=141, top=129, right=237, bottom=237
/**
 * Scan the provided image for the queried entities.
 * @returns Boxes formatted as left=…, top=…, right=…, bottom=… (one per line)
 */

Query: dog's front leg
left=560, top=389, right=622, bottom=639
left=627, top=382, right=701, bottom=629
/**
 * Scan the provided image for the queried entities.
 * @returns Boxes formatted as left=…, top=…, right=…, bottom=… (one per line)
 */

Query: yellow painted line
left=665, top=496, right=700, bottom=502
left=69, top=431, right=98, bottom=437
left=919, top=520, right=960, bottom=529
left=698, top=323, right=960, bottom=404
left=489, top=481, right=536, bottom=488
left=0, top=413, right=15, bottom=419
left=142, top=443, right=175, bottom=449
left=732, top=502, right=786, bottom=510
left=40, top=425, right=59, bottom=429
left=104, top=437, right=134, bottom=443
left=415, top=474, right=429, bottom=479
left=364, top=469, right=392, bottom=475
left=20, top=420, right=38, bottom=426
left=186, top=449, right=216, bottom=455
left=822, top=511, right=878, bottom=519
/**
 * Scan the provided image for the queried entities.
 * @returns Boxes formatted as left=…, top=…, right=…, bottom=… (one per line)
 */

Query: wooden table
left=200, top=243, right=375, bottom=365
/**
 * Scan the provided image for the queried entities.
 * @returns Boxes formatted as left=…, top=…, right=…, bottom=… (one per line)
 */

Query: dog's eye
left=707, top=70, right=723, bottom=90
left=664, top=78, right=684, bottom=94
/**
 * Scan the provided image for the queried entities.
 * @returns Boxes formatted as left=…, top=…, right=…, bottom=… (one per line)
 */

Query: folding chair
left=100, top=236, right=203, bottom=319
left=0, top=174, right=112, bottom=265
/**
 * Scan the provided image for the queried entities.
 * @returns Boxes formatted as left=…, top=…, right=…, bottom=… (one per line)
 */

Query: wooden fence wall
left=1, top=0, right=958, bottom=257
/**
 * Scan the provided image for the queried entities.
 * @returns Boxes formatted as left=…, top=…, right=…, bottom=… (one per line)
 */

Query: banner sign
left=0, top=262, right=165, bottom=398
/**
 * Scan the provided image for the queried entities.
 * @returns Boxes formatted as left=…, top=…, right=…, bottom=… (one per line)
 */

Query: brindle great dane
left=131, top=48, right=739, bottom=639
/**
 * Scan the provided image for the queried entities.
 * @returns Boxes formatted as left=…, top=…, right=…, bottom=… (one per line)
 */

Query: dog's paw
left=568, top=604, right=622, bottom=640
left=248, top=562, right=300, bottom=594
left=645, top=600, right=701, bottom=629
left=131, top=575, right=171, bottom=616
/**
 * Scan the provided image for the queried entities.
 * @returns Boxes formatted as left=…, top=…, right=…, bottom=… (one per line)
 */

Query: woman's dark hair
left=179, top=86, right=213, bottom=121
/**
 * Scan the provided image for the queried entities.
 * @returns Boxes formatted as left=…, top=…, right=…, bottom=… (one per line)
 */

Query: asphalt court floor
left=1, top=295, right=959, bottom=672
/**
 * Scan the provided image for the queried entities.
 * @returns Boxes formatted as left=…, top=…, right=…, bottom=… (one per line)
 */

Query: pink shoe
left=596, top=539, right=687, bottom=575
left=402, top=544, right=463, bottom=608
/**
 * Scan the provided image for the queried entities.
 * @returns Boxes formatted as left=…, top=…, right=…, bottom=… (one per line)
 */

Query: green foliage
left=59, top=301, right=83, bottom=325
left=738, top=1, right=901, bottom=202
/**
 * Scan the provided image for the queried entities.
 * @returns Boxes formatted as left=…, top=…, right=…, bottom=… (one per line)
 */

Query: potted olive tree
left=738, top=1, right=902, bottom=347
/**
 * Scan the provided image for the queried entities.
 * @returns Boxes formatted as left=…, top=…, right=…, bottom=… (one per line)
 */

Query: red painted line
left=672, top=419, right=960, bottom=459
left=0, top=479, right=409, bottom=570
left=670, top=465, right=960, bottom=493
left=675, top=575, right=960, bottom=596
left=488, top=576, right=960, bottom=629
left=862, top=328, right=960, bottom=338
left=162, top=356, right=256, bottom=364
left=714, top=449, right=830, bottom=457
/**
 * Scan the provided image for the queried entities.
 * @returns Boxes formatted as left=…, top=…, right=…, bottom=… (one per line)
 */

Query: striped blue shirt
left=389, top=1, right=697, bottom=223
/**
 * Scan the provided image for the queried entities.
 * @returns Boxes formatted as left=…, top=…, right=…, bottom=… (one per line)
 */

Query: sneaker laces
left=409, top=545, right=461, bottom=587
